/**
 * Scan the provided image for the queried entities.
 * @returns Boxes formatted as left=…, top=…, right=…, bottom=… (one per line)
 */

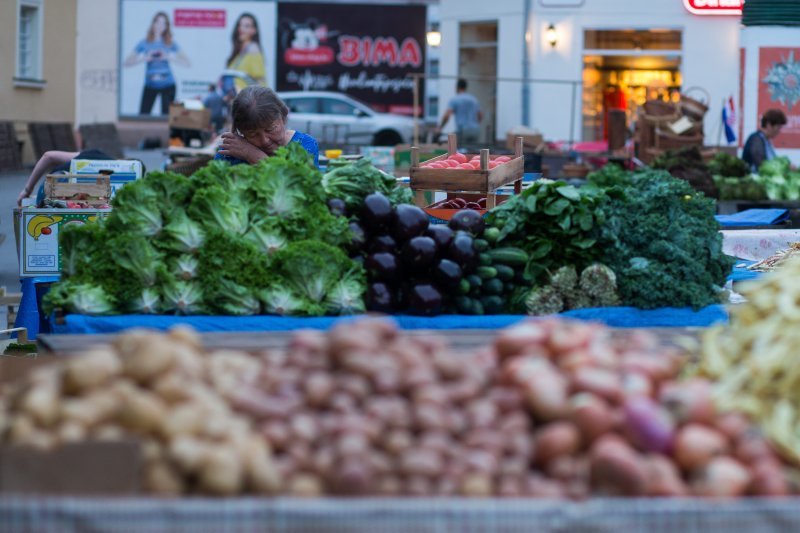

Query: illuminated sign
left=682, top=0, right=743, bottom=16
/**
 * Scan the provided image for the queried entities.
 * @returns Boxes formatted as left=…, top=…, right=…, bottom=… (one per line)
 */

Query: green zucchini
left=473, top=239, right=490, bottom=252
left=494, top=264, right=515, bottom=282
left=486, top=247, right=529, bottom=266
left=483, top=227, right=501, bottom=244
left=476, top=266, right=498, bottom=280
left=484, top=278, right=504, bottom=295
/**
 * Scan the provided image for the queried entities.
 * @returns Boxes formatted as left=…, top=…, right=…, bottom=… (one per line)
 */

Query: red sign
left=174, top=9, right=226, bottom=28
left=284, top=47, right=335, bottom=67
left=758, top=47, right=800, bottom=149
left=682, top=0, right=742, bottom=16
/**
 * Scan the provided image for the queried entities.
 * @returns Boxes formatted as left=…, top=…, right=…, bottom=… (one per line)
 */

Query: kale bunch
left=592, top=168, right=734, bottom=310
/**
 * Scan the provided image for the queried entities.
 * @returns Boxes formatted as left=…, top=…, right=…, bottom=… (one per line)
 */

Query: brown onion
left=674, top=423, right=729, bottom=471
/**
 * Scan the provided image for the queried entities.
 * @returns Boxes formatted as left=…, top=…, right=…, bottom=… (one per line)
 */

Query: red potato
left=714, top=412, right=750, bottom=442
left=488, top=387, right=525, bottom=413
left=568, top=392, right=616, bottom=444
left=519, top=365, right=570, bottom=421
left=735, top=430, right=778, bottom=465
left=451, top=152, right=468, bottom=163
left=470, top=161, right=482, bottom=170
left=526, top=474, right=566, bottom=498
left=332, top=459, right=372, bottom=495
left=749, top=458, right=790, bottom=496
left=406, top=475, right=434, bottom=496
left=692, top=456, right=751, bottom=498
left=495, top=155, right=511, bottom=163
left=659, top=379, right=715, bottom=425
left=458, top=163, right=474, bottom=170
left=674, top=424, right=729, bottom=471
left=621, top=372, right=653, bottom=399
left=445, top=159, right=460, bottom=168
left=498, top=476, right=524, bottom=497
left=571, top=367, right=624, bottom=405
left=489, top=161, right=499, bottom=169
left=495, top=323, right=549, bottom=360
left=419, top=430, right=454, bottom=455
left=588, top=435, right=648, bottom=496
left=643, top=454, right=688, bottom=496
left=400, top=448, right=443, bottom=476
left=466, top=202, right=482, bottom=210
left=461, top=472, right=494, bottom=497
left=533, top=421, right=581, bottom=466
left=464, top=429, right=506, bottom=455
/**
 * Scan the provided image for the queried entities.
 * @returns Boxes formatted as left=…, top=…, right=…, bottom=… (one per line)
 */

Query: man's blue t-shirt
left=448, top=93, right=481, bottom=130
left=135, top=39, right=179, bottom=89
left=214, top=131, right=320, bottom=168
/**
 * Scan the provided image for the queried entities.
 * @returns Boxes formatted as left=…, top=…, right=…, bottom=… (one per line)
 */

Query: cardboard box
left=506, top=132, right=543, bottom=151
left=15, top=208, right=111, bottom=277
left=0, top=441, right=142, bottom=495
left=169, top=102, right=211, bottom=130
left=70, top=159, right=142, bottom=196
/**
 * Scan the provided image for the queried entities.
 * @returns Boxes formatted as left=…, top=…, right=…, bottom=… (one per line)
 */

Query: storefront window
left=582, top=30, right=682, bottom=142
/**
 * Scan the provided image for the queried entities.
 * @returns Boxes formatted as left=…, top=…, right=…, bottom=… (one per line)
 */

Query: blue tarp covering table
left=729, top=259, right=761, bottom=283
left=51, top=305, right=729, bottom=335
left=715, top=208, right=789, bottom=227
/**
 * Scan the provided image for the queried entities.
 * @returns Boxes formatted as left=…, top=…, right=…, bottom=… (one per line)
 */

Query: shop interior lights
left=545, top=24, right=558, bottom=48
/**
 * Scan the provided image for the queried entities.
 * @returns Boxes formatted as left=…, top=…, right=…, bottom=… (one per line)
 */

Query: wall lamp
left=426, top=25, right=442, bottom=47
left=545, top=24, right=558, bottom=48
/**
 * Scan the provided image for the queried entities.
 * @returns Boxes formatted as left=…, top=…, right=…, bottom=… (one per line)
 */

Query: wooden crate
left=409, top=134, right=524, bottom=209
left=44, top=174, right=111, bottom=205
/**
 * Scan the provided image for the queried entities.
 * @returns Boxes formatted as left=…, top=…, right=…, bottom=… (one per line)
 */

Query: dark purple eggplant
left=425, top=224, right=455, bottom=250
left=368, top=234, right=397, bottom=254
left=433, top=259, right=463, bottom=291
left=448, top=209, right=485, bottom=236
left=365, top=252, right=400, bottom=283
left=348, top=221, right=366, bottom=252
left=366, top=282, right=395, bottom=313
left=392, top=204, right=429, bottom=242
left=362, top=193, right=393, bottom=228
left=401, top=236, right=438, bottom=273
left=327, top=198, right=347, bottom=217
left=448, top=234, right=478, bottom=272
left=408, top=283, right=443, bottom=316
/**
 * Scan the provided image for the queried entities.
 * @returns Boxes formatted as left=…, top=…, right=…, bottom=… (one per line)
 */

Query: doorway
left=459, top=21, right=497, bottom=144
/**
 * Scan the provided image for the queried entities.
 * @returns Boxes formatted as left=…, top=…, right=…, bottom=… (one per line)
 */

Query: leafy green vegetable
left=591, top=167, right=733, bottom=309
left=129, top=288, right=162, bottom=314
left=106, top=180, right=164, bottom=236
left=258, top=286, right=316, bottom=316
left=326, top=278, right=367, bottom=315
left=708, top=151, right=749, bottom=178
left=42, top=280, right=116, bottom=315
left=322, top=157, right=412, bottom=210
left=212, top=279, right=261, bottom=316
left=486, top=179, right=603, bottom=287
left=171, top=254, right=199, bottom=281
left=651, top=146, right=717, bottom=199
left=161, top=210, right=205, bottom=254
left=753, top=157, right=800, bottom=200
left=161, top=280, right=207, bottom=315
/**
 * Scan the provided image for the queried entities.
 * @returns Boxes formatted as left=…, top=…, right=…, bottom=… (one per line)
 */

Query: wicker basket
left=643, top=99, right=678, bottom=117
left=654, top=128, right=704, bottom=151
left=679, top=94, right=709, bottom=122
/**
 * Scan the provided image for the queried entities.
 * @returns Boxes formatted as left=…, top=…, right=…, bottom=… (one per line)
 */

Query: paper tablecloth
left=721, top=229, right=800, bottom=261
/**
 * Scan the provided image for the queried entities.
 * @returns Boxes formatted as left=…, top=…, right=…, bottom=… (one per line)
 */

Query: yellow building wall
left=0, top=0, right=78, bottom=165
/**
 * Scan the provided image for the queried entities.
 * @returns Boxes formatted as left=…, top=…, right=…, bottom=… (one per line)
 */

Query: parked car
left=277, top=91, right=416, bottom=146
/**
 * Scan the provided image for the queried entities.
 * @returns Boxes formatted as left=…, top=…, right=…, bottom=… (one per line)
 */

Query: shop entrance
left=458, top=21, right=497, bottom=144
left=582, top=29, right=682, bottom=142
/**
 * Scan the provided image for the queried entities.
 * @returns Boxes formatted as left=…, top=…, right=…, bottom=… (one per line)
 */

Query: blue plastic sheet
left=715, top=208, right=789, bottom=227
left=51, top=305, right=729, bottom=335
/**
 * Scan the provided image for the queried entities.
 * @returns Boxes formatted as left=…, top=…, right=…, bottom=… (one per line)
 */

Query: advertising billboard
left=119, top=0, right=275, bottom=118
left=275, top=3, right=426, bottom=115
left=758, top=47, right=800, bottom=149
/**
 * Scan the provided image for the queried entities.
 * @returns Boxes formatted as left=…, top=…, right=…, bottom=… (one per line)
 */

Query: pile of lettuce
left=44, top=144, right=365, bottom=316
left=587, top=165, right=734, bottom=309
left=754, top=156, right=800, bottom=200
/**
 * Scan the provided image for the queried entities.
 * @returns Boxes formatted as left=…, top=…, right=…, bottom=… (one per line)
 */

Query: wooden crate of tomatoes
left=409, top=134, right=524, bottom=210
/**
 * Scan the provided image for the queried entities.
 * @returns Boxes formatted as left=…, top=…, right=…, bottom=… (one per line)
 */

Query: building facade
left=0, top=0, right=78, bottom=165
left=438, top=0, right=744, bottom=149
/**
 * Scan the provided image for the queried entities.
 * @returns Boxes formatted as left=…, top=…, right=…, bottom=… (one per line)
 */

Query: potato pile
left=0, top=327, right=281, bottom=496
left=697, top=256, right=800, bottom=465
left=0, top=317, right=796, bottom=498
left=496, top=320, right=795, bottom=497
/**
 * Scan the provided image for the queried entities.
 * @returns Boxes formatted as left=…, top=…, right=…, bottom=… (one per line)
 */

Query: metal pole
left=569, top=81, right=577, bottom=149
left=521, top=0, right=531, bottom=126
left=412, top=75, right=420, bottom=146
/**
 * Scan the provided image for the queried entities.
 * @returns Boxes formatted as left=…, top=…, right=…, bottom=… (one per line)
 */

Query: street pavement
left=0, top=149, right=167, bottom=296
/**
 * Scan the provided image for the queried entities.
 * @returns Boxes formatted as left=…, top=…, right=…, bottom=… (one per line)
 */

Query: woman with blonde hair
left=124, top=11, right=190, bottom=115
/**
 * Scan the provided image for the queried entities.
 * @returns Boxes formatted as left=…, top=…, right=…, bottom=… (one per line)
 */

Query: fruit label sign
left=18, top=209, right=110, bottom=277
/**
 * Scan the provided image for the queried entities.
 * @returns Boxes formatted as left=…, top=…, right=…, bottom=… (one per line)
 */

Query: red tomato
left=470, top=155, right=481, bottom=161
left=458, top=163, right=474, bottom=169
left=489, top=161, right=499, bottom=169
left=445, top=159, right=459, bottom=168
left=41, top=226, right=52, bottom=235
left=451, top=153, right=468, bottom=164
left=495, top=156, right=511, bottom=163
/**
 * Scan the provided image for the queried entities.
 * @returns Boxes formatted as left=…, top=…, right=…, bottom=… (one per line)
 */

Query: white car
left=278, top=91, right=416, bottom=146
